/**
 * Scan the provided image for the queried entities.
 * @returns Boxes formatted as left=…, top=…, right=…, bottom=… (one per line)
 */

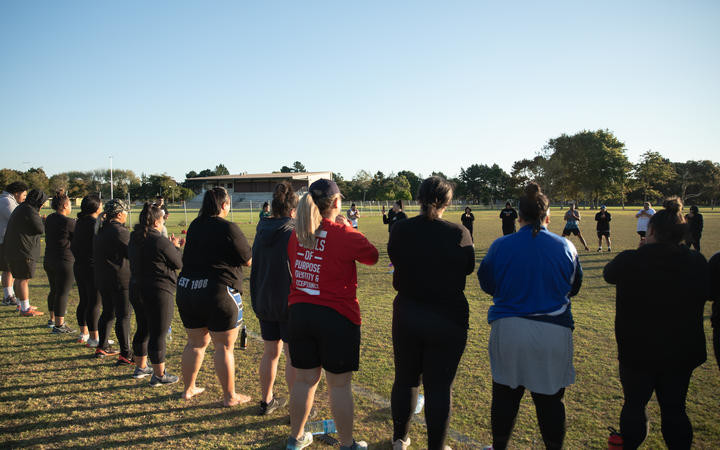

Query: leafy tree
left=23, top=168, right=49, bottom=192
left=670, top=160, right=720, bottom=204
left=293, top=161, right=306, bottom=172
left=214, top=164, right=230, bottom=176
left=280, top=166, right=293, bottom=173
left=185, top=170, right=198, bottom=179
left=197, top=169, right=214, bottom=177
left=391, top=175, right=412, bottom=200
left=397, top=170, right=421, bottom=199
left=49, top=173, right=69, bottom=193
left=0, top=169, right=24, bottom=191
left=634, top=151, right=676, bottom=202
left=459, top=164, right=511, bottom=205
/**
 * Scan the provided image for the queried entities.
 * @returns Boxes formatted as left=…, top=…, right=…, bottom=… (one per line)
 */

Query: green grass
left=1, top=206, right=719, bottom=448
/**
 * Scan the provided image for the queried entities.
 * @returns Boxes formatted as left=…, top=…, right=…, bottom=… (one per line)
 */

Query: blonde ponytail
left=296, top=193, right=323, bottom=249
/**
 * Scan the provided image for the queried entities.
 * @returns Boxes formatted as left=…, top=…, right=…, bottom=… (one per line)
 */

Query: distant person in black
left=499, top=202, right=518, bottom=235
left=177, top=187, right=253, bottom=406
left=383, top=200, right=407, bottom=234
left=44, top=190, right=76, bottom=333
left=684, top=205, right=703, bottom=252
left=604, top=197, right=709, bottom=450
left=461, top=207, right=475, bottom=242
left=594, top=205, right=612, bottom=252
left=129, top=202, right=183, bottom=386
left=71, top=194, right=102, bottom=346
left=388, top=177, right=475, bottom=450
left=709, top=252, right=720, bottom=372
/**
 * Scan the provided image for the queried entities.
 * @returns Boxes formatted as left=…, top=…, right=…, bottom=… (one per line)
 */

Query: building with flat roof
left=186, top=171, right=333, bottom=203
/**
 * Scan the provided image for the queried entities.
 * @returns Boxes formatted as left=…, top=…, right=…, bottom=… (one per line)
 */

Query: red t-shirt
left=288, top=218, right=379, bottom=325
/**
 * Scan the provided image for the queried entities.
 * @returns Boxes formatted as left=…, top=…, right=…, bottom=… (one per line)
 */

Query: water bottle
left=414, top=394, right=425, bottom=414
left=166, top=326, right=172, bottom=341
left=306, top=419, right=336, bottom=435
left=239, top=325, right=247, bottom=349
left=607, top=426, right=623, bottom=449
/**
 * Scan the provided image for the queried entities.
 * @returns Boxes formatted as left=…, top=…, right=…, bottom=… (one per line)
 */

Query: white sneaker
left=393, top=437, right=410, bottom=450
left=77, top=334, right=89, bottom=344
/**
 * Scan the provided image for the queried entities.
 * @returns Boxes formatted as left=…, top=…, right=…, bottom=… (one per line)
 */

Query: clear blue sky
left=1, top=1, right=719, bottom=181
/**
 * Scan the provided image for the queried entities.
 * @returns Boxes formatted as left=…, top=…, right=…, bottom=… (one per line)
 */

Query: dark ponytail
left=518, top=182, right=549, bottom=237
left=199, top=187, right=229, bottom=218
left=271, top=181, right=299, bottom=218
left=648, top=196, right=687, bottom=244
left=77, top=194, right=101, bottom=218
left=418, top=176, right=453, bottom=220
left=135, top=202, right=164, bottom=238
left=51, top=189, right=69, bottom=211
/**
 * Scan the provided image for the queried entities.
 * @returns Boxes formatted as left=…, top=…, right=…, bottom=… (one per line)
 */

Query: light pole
left=109, top=155, right=114, bottom=199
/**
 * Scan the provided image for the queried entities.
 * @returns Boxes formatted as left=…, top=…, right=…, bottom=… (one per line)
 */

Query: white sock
left=3, top=287, right=11, bottom=298
left=8, top=286, right=14, bottom=297
left=20, top=299, right=30, bottom=311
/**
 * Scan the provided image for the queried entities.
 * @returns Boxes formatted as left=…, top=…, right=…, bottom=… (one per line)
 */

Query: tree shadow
left=0, top=373, right=129, bottom=393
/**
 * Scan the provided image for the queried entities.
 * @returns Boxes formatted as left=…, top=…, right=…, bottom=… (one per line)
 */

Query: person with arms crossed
left=561, top=203, right=589, bottom=251
left=635, top=202, right=655, bottom=247
left=595, top=205, right=612, bottom=252
left=0, top=181, right=28, bottom=306
left=460, top=206, right=475, bottom=242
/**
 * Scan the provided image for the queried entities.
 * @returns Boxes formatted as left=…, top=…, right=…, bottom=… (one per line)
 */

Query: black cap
left=309, top=179, right=344, bottom=201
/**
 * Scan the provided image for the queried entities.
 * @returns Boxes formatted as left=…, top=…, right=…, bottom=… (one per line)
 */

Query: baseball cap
left=309, top=179, right=344, bottom=200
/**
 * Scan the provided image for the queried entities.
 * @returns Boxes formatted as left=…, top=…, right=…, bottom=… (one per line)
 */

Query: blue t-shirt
left=478, top=225, right=582, bottom=329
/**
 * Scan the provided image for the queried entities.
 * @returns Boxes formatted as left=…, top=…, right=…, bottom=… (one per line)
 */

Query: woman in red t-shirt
left=286, top=179, right=378, bottom=450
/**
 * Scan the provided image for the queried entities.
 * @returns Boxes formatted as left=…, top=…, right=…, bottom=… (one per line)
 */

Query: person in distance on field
left=259, top=201, right=271, bottom=221
left=250, top=181, right=299, bottom=416
left=594, top=205, right=612, bottom=252
left=499, top=201, right=518, bottom=235
left=44, top=190, right=76, bottom=333
left=388, top=176, right=474, bottom=450
left=286, top=179, right=378, bottom=450
left=604, top=197, right=708, bottom=449
left=635, top=202, right=655, bottom=247
left=684, top=205, right=703, bottom=253
left=383, top=200, right=407, bottom=234
left=176, top=187, right=253, bottom=406
left=478, top=183, right=582, bottom=450
left=0, top=181, right=28, bottom=307
left=561, top=203, right=589, bottom=251
left=346, top=203, right=360, bottom=229
left=461, top=206, right=475, bottom=242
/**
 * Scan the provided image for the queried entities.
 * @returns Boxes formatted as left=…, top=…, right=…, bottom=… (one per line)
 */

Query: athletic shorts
left=176, top=276, right=243, bottom=332
left=259, top=319, right=289, bottom=342
left=289, top=303, right=360, bottom=374
left=7, top=258, right=36, bottom=280
left=597, top=231, right=610, bottom=238
left=562, top=227, right=580, bottom=236
left=0, top=243, right=7, bottom=272
left=637, top=231, right=646, bottom=237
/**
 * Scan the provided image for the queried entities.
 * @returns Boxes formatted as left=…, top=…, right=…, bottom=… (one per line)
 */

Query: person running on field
left=71, top=194, right=102, bottom=346
left=250, top=181, right=298, bottom=416
left=259, top=201, right=271, bottom=221
left=709, top=252, right=720, bottom=372
left=129, top=203, right=183, bottom=386
left=44, top=190, right=76, bottom=333
left=176, top=187, right=253, bottom=406
left=684, top=205, right=703, bottom=253
left=499, top=201, right=518, bottom=235
left=4, top=189, right=48, bottom=317
left=561, top=203, right=589, bottom=251
left=478, top=183, right=582, bottom=450
left=461, top=206, right=475, bottom=242
left=635, top=202, right=655, bottom=247
left=389, top=177, right=475, bottom=450
left=0, top=181, right=28, bottom=307
left=594, top=205, right=612, bottom=252
left=383, top=200, right=407, bottom=234
left=286, top=179, right=378, bottom=450
left=346, top=203, right=360, bottom=229
left=94, top=199, right=133, bottom=364
left=604, top=197, right=709, bottom=449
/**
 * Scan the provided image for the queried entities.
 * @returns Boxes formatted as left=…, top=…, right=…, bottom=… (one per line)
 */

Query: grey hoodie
left=0, top=191, right=20, bottom=244
left=250, top=216, right=295, bottom=322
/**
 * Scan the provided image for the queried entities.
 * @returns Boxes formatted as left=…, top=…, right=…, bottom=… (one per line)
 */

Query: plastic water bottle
left=166, top=326, right=172, bottom=341
left=414, top=394, right=425, bottom=414
left=306, top=419, right=336, bottom=435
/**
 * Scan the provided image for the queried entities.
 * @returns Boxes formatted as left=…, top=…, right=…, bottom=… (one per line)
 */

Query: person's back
left=130, top=229, right=182, bottom=293
left=93, top=220, right=130, bottom=290
left=44, top=212, right=75, bottom=264
left=0, top=191, right=20, bottom=244
left=71, top=215, right=97, bottom=266
left=4, top=202, right=44, bottom=261
left=250, top=216, right=294, bottom=321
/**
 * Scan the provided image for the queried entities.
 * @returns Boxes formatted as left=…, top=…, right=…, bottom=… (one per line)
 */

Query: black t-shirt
left=388, top=215, right=475, bottom=328
left=129, top=229, right=183, bottom=294
left=461, top=212, right=475, bottom=228
left=384, top=210, right=407, bottom=233
left=71, top=215, right=97, bottom=266
left=44, top=213, right=75, bottom=263
left=595, top=211, right=612, bottom=232
left=180, top=215, right=252, bottom=293
left=499, top=208, right=518, bottom=230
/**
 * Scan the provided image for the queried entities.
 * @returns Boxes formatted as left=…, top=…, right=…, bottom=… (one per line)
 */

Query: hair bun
left=525, top=182, right=541, bottom=198
left=663, top=196, right=682, bottom=214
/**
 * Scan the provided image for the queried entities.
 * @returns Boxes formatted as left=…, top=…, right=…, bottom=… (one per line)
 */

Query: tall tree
left=634, top=151, right=676, bottom=202
left=23, top=168, right=49, bottom=192
left=293, top=161, right=306, bottom=173
left=397, top=170, right=422, bottom=199
left=459, top=164, right=511, bottom=205
left=214, top=164, right=230, bottom=176
left=671, top=160, right=720, bottom=203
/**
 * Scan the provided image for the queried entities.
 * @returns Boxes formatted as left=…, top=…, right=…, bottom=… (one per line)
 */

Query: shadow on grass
left=4, top=363, right=100, bottom=376
left=0, top=373, right=129, bottom=393
left=0, top=380, right=150, bottom=403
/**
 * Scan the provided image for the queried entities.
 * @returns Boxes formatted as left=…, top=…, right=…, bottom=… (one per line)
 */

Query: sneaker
left=607, top=247, right=612, bottom=252
left=2, top=296, right=18, bottom=306
left=149, top=371, right=179, bottom=387
left=286, top=432, right=313, bottom=450
left=95, top=347, right=120, bottom=358
left=393, top=437, right=411, bottom=450
left=340, top=440, right=368, bottom=450
left=20, top=309, right=44, bottom=317
left=133, top=366, right=153, bottom=379
left=259, top=396, right=288, bottom=416
left=17, top=305, right=38, bottom=312
left=86, top=338, right=99, bottom=348
left=597, top=247, right=602, bottom=252
left=47, top=319, right=55, bottom=328
left=115, top=355, right=134, bottom=366
left=52, top=324, right=74, bottom=334
left=77, top=334, right=89, bottom=343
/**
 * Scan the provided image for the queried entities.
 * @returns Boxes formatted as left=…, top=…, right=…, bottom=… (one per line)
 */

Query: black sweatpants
left=619, top=363, right=694, bottom=450
left=491, top=382, right=566, bottom=450
left=74, top=263, right=101, bottom=330
left=97, top=287, right=132, bottom=359
left=391, top=299, right=467, bottom=450
left=44, top=260, right=74, bottom=318
left=130, top=283, right=174, bottom=364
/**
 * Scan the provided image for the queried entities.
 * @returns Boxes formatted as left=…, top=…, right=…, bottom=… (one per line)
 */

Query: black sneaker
left=52, top=323, right=74, bottom=334
left=133, top=366, right=153, bottom=379
left=47, top=319, right=55, bottom=328
left=259, top=396, right=288, bottom=416
left=149, top=371, right=179, bottom=387
left=2, top=296, right=18, bottom=306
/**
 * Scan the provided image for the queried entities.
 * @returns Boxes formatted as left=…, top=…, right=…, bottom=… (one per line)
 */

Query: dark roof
left=187, top=171, right=332, bottom=182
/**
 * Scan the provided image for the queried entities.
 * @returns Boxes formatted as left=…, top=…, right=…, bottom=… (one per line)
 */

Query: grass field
left=1, top=206, right=719, bottom=449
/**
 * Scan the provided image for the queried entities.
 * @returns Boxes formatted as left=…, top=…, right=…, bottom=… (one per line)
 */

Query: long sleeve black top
left=129, top=228, right=183, bottom=294
left=709, top=252, right=720, bottom=329
left=44, top=213, right=75, bottom=263
left=93, top=221, right=131, bottom=291
left=71, top=215, right=97, bottom=267
left=3, top=203, right=45, bottom=261
left=604, top=243, right=709, bottom=371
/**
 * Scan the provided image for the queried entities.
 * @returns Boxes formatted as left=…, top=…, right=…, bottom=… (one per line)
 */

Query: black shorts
left=562, top=227, right=580, bottom=236
left=176, top=276, right=243, bottom=332
left=289, top=303, right=360, bottom=374
left=7, top=258, right=36, bottom=280
left=637, top=231, right=646, bottom=237
left=0, top=243, right=8, bottom=272
left=259, top=319, right=289, bottom=342
left=597, top=231, right=610, bottom=238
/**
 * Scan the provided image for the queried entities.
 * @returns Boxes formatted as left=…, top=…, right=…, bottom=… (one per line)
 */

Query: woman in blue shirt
left=478, top=183, right=582, bottom=450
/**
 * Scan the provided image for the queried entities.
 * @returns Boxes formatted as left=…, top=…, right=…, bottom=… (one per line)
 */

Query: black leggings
left=97, top=287, right=132, bottom=358
left=74, top=264, right=101, bottom=330
left=391, top=299, right=467, bottom=450
left=619, top=364, right=694, bottom=450
left=44, top=260, right=74, bottom=318
left=491, top=382, right=566, bottom=450
left=130, top=283, right=174, bottom=364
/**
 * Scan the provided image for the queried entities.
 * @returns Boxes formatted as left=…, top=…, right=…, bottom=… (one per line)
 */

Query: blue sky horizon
left=1, top=1, right=719, bottom=181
